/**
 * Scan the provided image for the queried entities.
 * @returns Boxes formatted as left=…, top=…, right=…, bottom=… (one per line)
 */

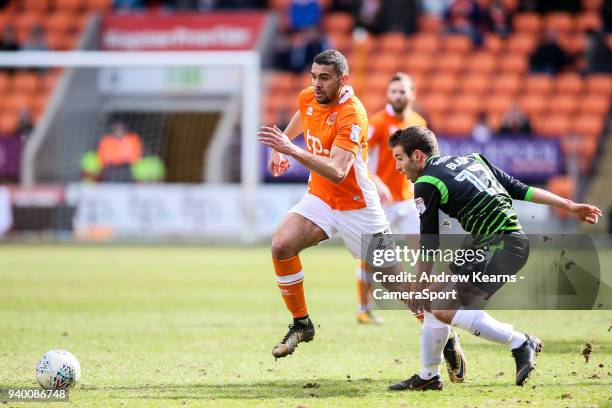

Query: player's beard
left=390, top=100, right=408, bottom=114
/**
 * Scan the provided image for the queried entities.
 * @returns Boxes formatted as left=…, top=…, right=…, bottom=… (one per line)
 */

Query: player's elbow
left=330, top=169, right=348, bottom=184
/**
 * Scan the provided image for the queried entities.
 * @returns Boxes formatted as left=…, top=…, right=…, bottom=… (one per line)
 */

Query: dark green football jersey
left=414, top=153, right=535, bottom=249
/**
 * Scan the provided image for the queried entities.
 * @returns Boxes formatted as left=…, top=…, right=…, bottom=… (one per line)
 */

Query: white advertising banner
left=65, top=183, right=306, bottom=239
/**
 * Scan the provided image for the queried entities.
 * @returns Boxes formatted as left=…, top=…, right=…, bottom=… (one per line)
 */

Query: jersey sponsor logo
left=306, top=106, right=313, bottom=116
left=326, top=112, right=338, bottom=125
left=350, top=124, right=361, bottom=143
left=415, top=197, right=426, bottom=214
left=305, top=129, right=329, bottom=156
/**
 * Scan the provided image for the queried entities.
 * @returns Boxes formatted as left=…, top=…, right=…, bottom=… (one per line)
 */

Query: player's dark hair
left=388, top=126, right=439, bottom=157
left=313, top=49, right=349, bottom=77
left=389, top=72, right=414, bottom=89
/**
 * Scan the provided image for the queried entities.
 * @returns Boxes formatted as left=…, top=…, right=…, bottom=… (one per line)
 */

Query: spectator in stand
left=16, top=108, right=34, bottom=141
left=22, top=25, right=48, bottom=51
left=585, top=31, right=612, bottom=74
left=0, top=24, right=19, bottom=52
left=422, top=0, right=454, bottom=16
left=445, top=0, right=484, bottom=45
left=355, top=0, right=381, bottom=33
left=534, top=0, right=580, bottom=13
left=529, top=29, right=572, bottom=75
left=97, top=122, right=143, bottom=182
left=499, top=104, right=532, bottom=136
left=472, top=112, right=492, bottom=143
left=288, top=0, right=321, bottom=32
left=483, top=1, right=512, bottom=37
left=113, top=0, right=144, bottom=11
left=215, top=0, right=265, bottom=8
left=274, top=27, right=330, bottom=73
left=376, top=0, right=419, bottom=34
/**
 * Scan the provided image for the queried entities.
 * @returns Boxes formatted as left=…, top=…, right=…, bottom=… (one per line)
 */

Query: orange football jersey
left=298, top=86, right=378, bottom=210
left=368, top=104, right=427, bottom=201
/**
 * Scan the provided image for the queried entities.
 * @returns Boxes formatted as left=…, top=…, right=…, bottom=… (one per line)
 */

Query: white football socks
left=451, top=309, right=526, bottom=350
left=419, top=311, right=450, bottom=380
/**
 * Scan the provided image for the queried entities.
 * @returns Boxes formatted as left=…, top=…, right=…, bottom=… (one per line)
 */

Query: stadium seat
left=411, top=34, right=441, bottom=54
left=524, top=75, right=553, bottom=95
left=12, top=71, right=41, bottom=94
left=534, top=115, right=571, bottom=137
left=548, top=94, right=578, bottom=115
left=572, top=114, right=605, bottom=139
left=0, top=113, right=18, bottom=135
left=0, top=73, right=10, bottom=95
left=576, top=12, right=603, bottom=32
left=558, top=33, right=587, bottom=54
left=368, top=52, right=401, bottom=74
left=328, top=33, right=352, bottom=54
left=86, top=0, right=113, bottom=11
left=546, top=176, right=576, bottom=216
left=418, top=14, right=443, bottom=33
left=401, top=54, right=432, bottom=75
left=443, top=112, right=476, bottom=137
left=13, top=12, right=43, bottom=37
left=586, top=75, right=612, bottom=96
left=498, top=54, right=528, bottom=74
left=268, top=72, right=294, bottom=96
left=44, top=12, right=74, bottom=34
left=429, top=74, right=457, bottom=94
left=366, top=73, right=393, bottom=94
left=467, top=53, right=497, bottom=75
left=379, top=33, right=408, bottom=54
left=22, top=0, right=50, bottom=12
left=322, top=13, right=354, bottom=34
left=513, top=13, right=542, bottom=33
left=3, top=94, right=35, bottom=115
left=55, top=0, right=85, bottom=13
left=443, top=35, right=472, bottom=54
left=485, top=94, right=514, bottom=116
left=436, top=53, right=464, bottom=74
left=581, top=0, right=603, bottom=12
left=47, top=31, right=78, bottom=50
left=579, top=94, right=611, bottom=116
left=363, top=93, right=387, bottom=113
left=482, top=34, right=505, bottom=54
left=419, top=94, right=450, bottom=116
left=545, top=12, right=574, bottom=33
left=507, top=33, right=537, bottom=55
left=42, top=70, right=62, bottom=93
left=451, top=93, right=482, bottom=114
left=460, top=74, right=490, bottom=95
left=491, top=74, right=522, bottom=96
left=518, top=94, right=547, bottom=116
left=554, top=73, right=584, bottom=95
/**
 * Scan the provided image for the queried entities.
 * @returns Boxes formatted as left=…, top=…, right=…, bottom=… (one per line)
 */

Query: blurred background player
left=356, top=72, right=425, bottom=325
left=258, top=49, right=392, bottom=359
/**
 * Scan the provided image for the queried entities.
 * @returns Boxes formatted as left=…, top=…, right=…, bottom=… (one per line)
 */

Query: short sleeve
left=332, top=107, right=365, bottom=155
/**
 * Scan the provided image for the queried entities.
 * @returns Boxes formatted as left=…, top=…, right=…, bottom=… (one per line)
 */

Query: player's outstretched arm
left=372, top=175, right=393, bottom=205
left=530, top=187, right=603, bottom=224
left=258, top=125, right=354, bottom=184
left=265, top=111, right=302, bottom=177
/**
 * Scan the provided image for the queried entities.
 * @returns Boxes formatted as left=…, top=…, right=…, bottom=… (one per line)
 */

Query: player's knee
left=271, top=234, right=297, bottom=259
left=431, top=309, right=453, bottom=325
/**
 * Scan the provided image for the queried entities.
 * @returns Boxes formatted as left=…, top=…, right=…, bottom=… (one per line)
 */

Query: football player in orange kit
left=258, top=49, right=393, bottom=359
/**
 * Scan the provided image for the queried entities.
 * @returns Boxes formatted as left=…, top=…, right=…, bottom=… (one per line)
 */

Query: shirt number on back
left=454, top=163, right=503, bottom=195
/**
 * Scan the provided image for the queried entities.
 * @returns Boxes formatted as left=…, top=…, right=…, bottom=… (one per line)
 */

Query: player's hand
left=568, top=202, right=603, bottom=224
left=268, top=149, right=290, bottom=177
left=258, top=125, right=297, bottom=156
left=408, top=281, right=426, bottom=315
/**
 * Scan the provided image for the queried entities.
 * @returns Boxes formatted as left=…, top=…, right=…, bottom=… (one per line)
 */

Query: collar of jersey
left=425, top=154, right=440, bottom=165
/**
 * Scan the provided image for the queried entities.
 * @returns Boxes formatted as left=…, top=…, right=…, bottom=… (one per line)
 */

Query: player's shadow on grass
left=93, top=379, right=385, bottom=400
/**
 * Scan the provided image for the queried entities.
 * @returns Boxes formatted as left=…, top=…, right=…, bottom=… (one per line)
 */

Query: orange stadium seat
left=411, top=34, right=441, bottom=54
left=55, top=0, right=85, bottom=13
left=554, top=73, right=584, bottom=95
left=558, top=33, right=587, bottom=54
left=31, top=94, right=49, bottom=117
left=268, top=73, right=294, bottom=95
left=482, top=34, right=505, bottom=54
left=518, top=94, right=547, bottom=116
left=524, top=75, right=553, bottom=95
left=429, top=74, right=458, bottom=94
left=86, top=0, right=113, bottom=11
left=507, top=33, right=537, bottom=55
left=363, top=93, right=387, bottom=113
left=379, top=33, right=408, bottom=53
left=576, top=12, right=603, bottom=32
left=269, top=0, right=289, bottom=11
left=581, top=0, right=603, bottom=12
left=419, top=94, right=450, bottom=116
left=2, top=94, right=34, bottom=115
left=513, top=13, right=542, bottom=33
left=437, top=53, right=464, bottom=74
left=13, top=12, right=43, bottom=35
left=545, top=12, right=574, bottom=33
left=547, top=176, right=575, bottom=216
left=0, top=73, right=10, bottom=95
left=548, top=94, right=578, bottom=115
left=22, top=0, right=51, bottom=12
left=467, top=53, right=497, bottom=75
left=487, top=112, right=504, bottom=131
left=327, top=33, right=352, bottom=53
left=572, top=114, right=606, bottom=139
left=401, top=53, right=432, bottom=75
left=368, top=52, right=401, bottom=74
left=485, top=94, right=514, bottom=116
left=443, top=35, right=473, bottom=54
left=460, top=75, right=490, bottom=95
left=502, top=0, right=519, bottom=10
left=44, top=12, right=74, bottom=34
left=579, top=94, right=611, bottom=116
left=366, top=73, right=393, bottom=94
left=498, top=54, right=528, bottom=74
left=12, top=71, right=41, bottom=94
left=418, top=14, right=443, bottom=33
left=491, top=74, right=522, bottom=96
left=451, top=93, right=483, bottom=114
left=444, top=112, right=476, bottom=137
left=42, top=70, right=62, bottom=93
left=322, top=12, right=354, bottom=34
left=0, top=113, right=18, bottom=135
left=534, top=114, right=571, bottom=137
left=586, top=74, right=612, bottom=96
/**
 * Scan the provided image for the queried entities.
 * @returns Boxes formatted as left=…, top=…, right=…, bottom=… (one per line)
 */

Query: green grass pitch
left=0, top=245, right=610, bottom=407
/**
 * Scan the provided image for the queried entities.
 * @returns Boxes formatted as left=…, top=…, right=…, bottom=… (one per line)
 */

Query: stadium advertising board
left=0, top=134, right=21, bottom=180
left=100, top=13, right=267, bottom=51
left=263, top=137, right=563, bottom=183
